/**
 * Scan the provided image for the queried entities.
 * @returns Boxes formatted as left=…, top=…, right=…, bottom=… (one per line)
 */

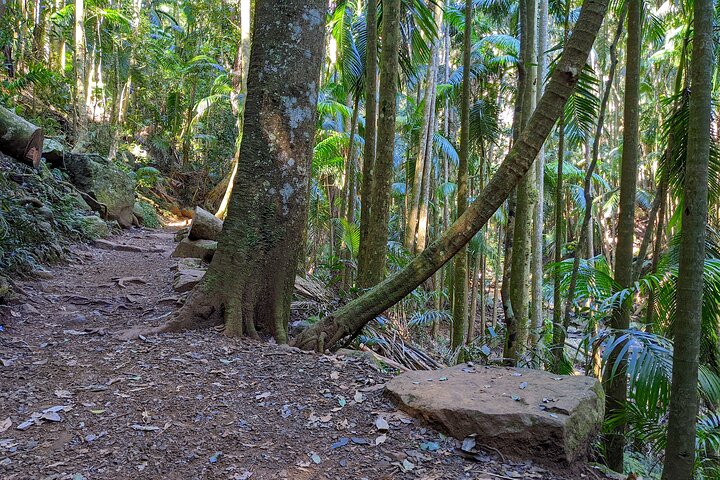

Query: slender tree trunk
left=153, top=0, right=326, bottom=343
left=604, top=0, right=641, bottom=471
left=361, top=0, right=401, bottom=289
left=358, top=0, right=379, bottom=288
left=661, top=0, right=713, bottom=475
left=73, top=0, right=88, bottom=150
left=291, top=0, right=611, bottom=352
left=451, top=0, right=472, bottom=353
left=406, top=0, right=442, bottom=252
left=506, top=0, right=537, bottom=363
left=563, top=6, right=625, bottom=329
left=550, top=2, right=571, bottom=373
left=530, top=0, right=548, bottom=350
left=216, top=0, right=254, bottom=219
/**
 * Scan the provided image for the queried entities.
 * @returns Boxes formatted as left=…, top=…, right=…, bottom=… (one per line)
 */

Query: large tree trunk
left=661, top=0, right=713, bottom=475
left=0, top=105, right=44, bottom=167
left=153, top=0, right=326, bottom=343
left=361, top=0, right=401, bottom=288
left=357, top=0, right=378, bottom=288
left=603, top=0, right=641, bottom=471
left=292, top=0, right=610, bottom=352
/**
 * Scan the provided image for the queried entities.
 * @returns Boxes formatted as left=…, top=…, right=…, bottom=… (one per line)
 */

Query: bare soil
left=1, top=228, right=607, bottom=479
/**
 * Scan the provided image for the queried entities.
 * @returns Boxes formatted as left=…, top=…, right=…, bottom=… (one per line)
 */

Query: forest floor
left=0, top=228, right=609, bottom=480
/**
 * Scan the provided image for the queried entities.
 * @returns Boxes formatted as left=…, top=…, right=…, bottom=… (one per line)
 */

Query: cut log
left=188, top=206, right=223, bottom=241
left=0, top=105, right=44, bottom=167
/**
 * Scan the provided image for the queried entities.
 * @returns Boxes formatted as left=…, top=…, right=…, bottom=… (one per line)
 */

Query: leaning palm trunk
left=661, top=0, right=714, bottom=475
left=291, top=0, right=611, bottom=352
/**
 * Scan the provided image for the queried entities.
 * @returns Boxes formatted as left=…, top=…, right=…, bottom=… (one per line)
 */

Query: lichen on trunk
left=155, top=0, right=326, bottom=341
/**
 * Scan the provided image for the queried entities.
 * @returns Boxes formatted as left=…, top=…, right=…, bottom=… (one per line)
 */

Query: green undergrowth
left=0, top=154, right=113, bottom=276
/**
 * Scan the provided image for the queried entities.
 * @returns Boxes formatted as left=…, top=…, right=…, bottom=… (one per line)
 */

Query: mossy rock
left=75, top=215, right=110, bottom=239
left=133, top=201, right=161, bottom=228
left=64, top=153, right=136, bottom=227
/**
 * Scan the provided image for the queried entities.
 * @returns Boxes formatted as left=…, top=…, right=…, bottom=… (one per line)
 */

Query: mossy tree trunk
left=357, top=0, right=379, bottom=288
left=292, top=0, right=610, bottom=352
left=505, top=0, right=537, bottom=363
left=156, top=0, right=326, bottom=343
left=451, top=0, right=472, bottom=353
left=361, top=0, right=401, bottom=288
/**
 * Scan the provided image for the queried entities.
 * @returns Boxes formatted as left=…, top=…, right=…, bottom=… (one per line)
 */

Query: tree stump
left=0, top=105, right=44, bottom=168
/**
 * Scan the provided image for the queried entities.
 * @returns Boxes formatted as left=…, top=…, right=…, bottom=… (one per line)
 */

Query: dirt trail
left=1, top=228, right=599, bottom=479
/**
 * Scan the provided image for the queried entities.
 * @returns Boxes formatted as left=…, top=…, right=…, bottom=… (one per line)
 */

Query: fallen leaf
left=209, top=451, right=222, bottom=464
left=255, top=392, right=271, bottom=400
left=350, top=437, right=369, bottom=445
left=330, top=371, right=339, bottom=380
left=42, top=411, right=62, bottom=422
left=0, top=417, right=10, bottom=433
left=401, top=459, right=414, bottom=471
left=54, top=389, right=72, bottom=398
left=131, top=424, right=161, bottom=431
left=353, top=391, right=364, bottom=403
left=319, top=414, right=332, bottom=423
left=375, top=417, right=389, bottom=431
left=90, top=409, right=106, bottom=415
left=310, top=453, right=321, bottom=464
left=461, top=436, right=476, bottom=452
left=331, top=437, right=349, bottom=449
left=519, top=381, right=528, bottom=390
left=0, top=358, right=13, bottom=367
left=420, top=441, right=440, bottom=451
left=375, top=434, right=387, bottom=445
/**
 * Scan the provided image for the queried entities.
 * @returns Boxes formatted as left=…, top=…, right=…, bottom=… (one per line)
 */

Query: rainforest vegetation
left=0, top=0, right=718, bottom=478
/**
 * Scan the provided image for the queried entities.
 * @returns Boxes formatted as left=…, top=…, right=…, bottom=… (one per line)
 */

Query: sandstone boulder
left=171, top=238, right=217, bottom=261
left=385, top=365, right=603, bottom=464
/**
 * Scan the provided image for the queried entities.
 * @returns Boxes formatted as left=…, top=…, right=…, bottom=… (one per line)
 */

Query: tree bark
left=506, top=0, right=537, bottom=363
left=291, top=0, right=610, bottom=352
left=603, top=0, right=641, bottom=471
left=357, top=0, right=378, bottom=288
left=451, top=0, right=472, bottom=353
left=405, top=0, right=442, bottom=252
left=530, top=0, right=548, bottom=350
left=661, top=0, right=713, bottom=475
left=73, top=0, right=88, bottom=151
left=362, top=0, right=401, bottom=288
left=0, top=105, right=44, bottom=167
left=154, top=0, right=326, bottom=343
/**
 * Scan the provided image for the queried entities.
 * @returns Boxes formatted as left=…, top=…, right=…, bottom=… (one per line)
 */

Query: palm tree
left=662, top=0, right=715, bottom=474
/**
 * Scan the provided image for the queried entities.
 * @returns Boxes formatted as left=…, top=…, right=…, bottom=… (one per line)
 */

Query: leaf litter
left=0, top=228, right=607, bottom=479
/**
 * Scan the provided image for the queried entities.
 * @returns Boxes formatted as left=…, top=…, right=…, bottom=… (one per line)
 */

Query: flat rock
left=385, top=365, right=604, bottom=464
left=171, top=238, right=217, bottom=261
left=93, top=239, right=144, bottom=253
left=173, top=268, right=205, bottom=293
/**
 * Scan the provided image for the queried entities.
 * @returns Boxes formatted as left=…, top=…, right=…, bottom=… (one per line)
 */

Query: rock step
left=385, top=365, right=604, bottom=465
